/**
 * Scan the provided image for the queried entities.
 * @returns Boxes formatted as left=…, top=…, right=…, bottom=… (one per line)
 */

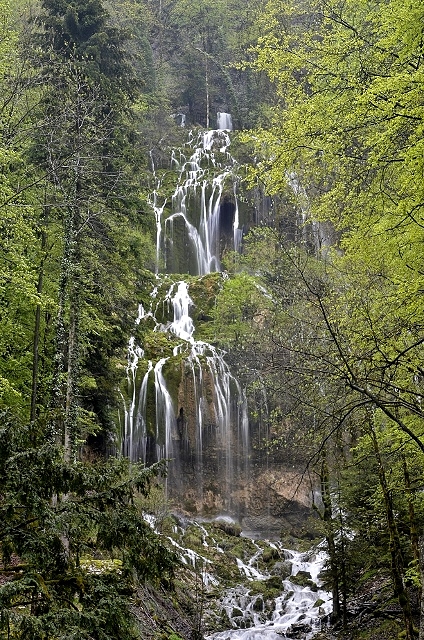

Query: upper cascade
left=150, top=120, right=241, bottom=276
left=217, top=112, right=233, bottom=131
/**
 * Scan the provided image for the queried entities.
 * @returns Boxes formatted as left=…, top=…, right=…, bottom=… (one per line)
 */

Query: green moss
left=213, top=520, right=242, bottom=537
left=188, top=272, right=223, bottom=334
left=163, top=632, right=183, bottom=640
left=290, top=571, right=317, bottom=591
left=182, top=525, right=204, bottom=549
left=142, top=331, right=176, bottom=359
left=162, top=359, right=183, bottom=406
left=80, top=557, right=123, bottom=574
left=262, top=547, right=280, bottom=563
left=214, top=557, right=243, bottom=584
left=249, top=576, right=282, bottom=600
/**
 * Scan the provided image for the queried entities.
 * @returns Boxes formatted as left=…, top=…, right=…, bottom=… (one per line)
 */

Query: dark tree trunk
left=31, top=207, right=48, bottom=427
left=371, top=428, right=415, bottom=640
left=320, top=453, right=341, bottom=623
left=419, top=536, right=424, bottom=640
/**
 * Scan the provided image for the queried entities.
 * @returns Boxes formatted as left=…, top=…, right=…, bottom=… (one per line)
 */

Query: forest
left=0, top=0, right=424, bottom=639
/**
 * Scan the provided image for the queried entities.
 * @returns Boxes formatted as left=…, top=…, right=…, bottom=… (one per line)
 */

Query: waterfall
left=124, top=277, right=249, bottom=512
left=122, top=118, right=250, bottom=514
left=157, top=126, right=240, bottom=275
left=217, top=112, right=233, bottom=131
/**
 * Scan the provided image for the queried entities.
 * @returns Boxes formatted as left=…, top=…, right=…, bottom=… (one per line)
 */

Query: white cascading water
left=141, top=512, right=332, bottom=640
left=155, top=119, right=241, bottom=274
left=122, top=115, right=249, bottom=510
left=217, top=112, right=233, bottom=131
left=124, top=278, right=249, bottom=511
left=207, top=543, right=332, bottom=640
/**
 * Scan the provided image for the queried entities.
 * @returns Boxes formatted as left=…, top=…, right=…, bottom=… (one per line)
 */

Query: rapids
left=206, top=541, right=332, bottom=640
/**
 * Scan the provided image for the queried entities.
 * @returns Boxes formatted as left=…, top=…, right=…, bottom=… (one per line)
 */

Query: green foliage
left=21, top=0, right=158, bottom=452
left=140, top=0, right=266, bottom=128
left=208, top=271, right=269, bottom=349
left=240, top=0, right=424, bottom=622
left=0, top=1, right=50, bottom=416
left=247, top=0, right=424, bottom=472
left=36, top=0, right=138, bottom=98
left=0, top=412, right=177, bottom=639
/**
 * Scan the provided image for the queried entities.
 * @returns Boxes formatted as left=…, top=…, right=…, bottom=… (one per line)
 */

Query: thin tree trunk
left=205, top=52, right=209, bottom=129
left=64, top=281, right=80, bottom=462
left=320, top=453, right=341, bottom=623
left=49, top=224, right=70, bottom=443
left=30, top=221, right=47, bottom=425
left=419, top=536, right=424, bottom=640
left=370, top=428, right=415, bottom=640
left=337, top=500, right=348, bottom=626
left=402, top=453, right=420, bottom=568
left=30, top=270, right=43, bottom=424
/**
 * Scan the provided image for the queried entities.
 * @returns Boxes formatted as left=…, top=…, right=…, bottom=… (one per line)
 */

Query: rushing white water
left=217, top=112, right=233, bottom=131
left=121, top=338, right=146, bottom=462
left=123, top=276, right=249, bottom=511
left=155, top=125, right=240, bottom=275
left=140, top=515, right=332, bottom=640
left=207, top=543, right=332, bottom=640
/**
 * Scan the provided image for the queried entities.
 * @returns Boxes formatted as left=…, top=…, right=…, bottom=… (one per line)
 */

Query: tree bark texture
left=371, top=428, right=415, bottom=640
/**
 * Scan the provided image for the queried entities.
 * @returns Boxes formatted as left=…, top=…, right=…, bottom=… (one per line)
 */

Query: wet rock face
left=125, top=275, right=316, bottom=537
left=133, top=340, right=318, bottom=535
left=126, top=284, right=317, bottom=535
left=271, top=561, right=293, bottom=580
left=167, top=354, right=317, bottom=533
left=171, top=451, right=316, bottom=536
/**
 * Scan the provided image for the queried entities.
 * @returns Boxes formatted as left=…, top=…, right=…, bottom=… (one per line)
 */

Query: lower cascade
left=147, top=515, right=332, bottom=640
left=121, top=276, right=249, bottom=513
left=206, top=545, right=332, bottom=640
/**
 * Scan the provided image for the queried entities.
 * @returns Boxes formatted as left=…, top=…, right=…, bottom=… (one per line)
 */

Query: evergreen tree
left=0, top=411, right=176, bottom=639
left=29, top=0, right=154, bottom=454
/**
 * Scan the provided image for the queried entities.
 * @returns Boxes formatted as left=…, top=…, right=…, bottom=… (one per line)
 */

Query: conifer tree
left=31, top=0, right=143, bottom=455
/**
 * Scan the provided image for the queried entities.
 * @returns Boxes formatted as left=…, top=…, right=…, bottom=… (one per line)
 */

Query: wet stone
left=271, top=560, right=293, bottom=579
left=286, top=621, right=313, bottom=638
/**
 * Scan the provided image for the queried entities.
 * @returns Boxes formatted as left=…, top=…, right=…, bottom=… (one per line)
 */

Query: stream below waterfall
left=154, top=516, right=333, bottom=640
left=205, top=541, right=332, bottom=640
